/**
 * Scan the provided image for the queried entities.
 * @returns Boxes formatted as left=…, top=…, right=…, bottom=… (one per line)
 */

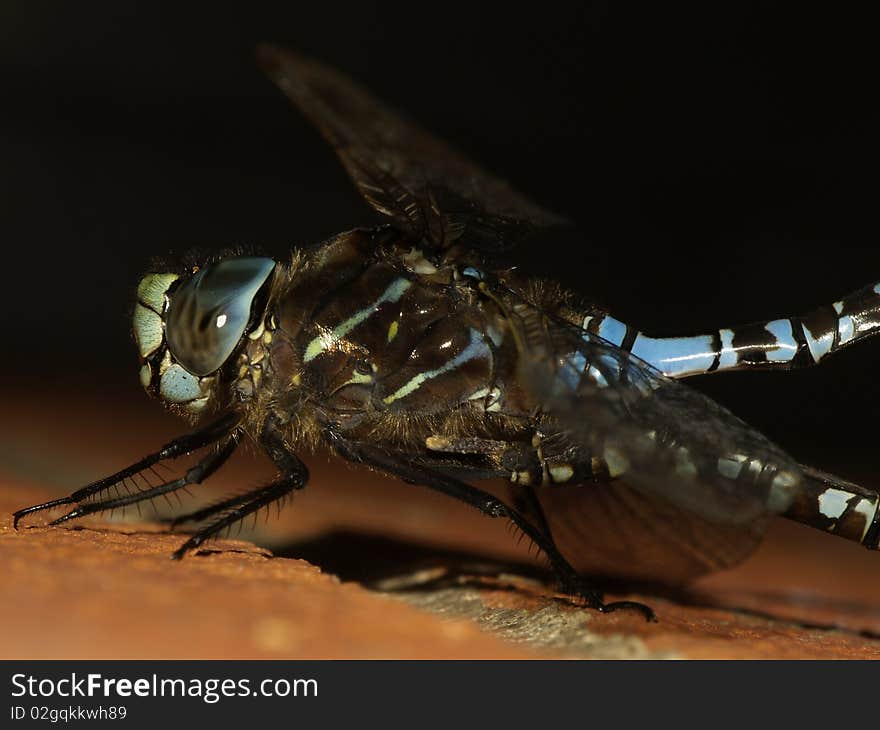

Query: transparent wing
left=515, top=306, right=804, bottom=527
left=257, top=44, right=566, bottom=252
left=534, top=482, right=769, bottom=583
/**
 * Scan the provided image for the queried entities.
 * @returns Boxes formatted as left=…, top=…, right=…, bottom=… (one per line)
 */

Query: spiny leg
left=427, top=432, right=611, bottom=561
left=324, top=426, right=655, bottom=620
left=165, top=492, right=253, bottom=529
left=13, top=412, right=239, bottom=528
left=47, top=438, right=238, bottom=526
left=512, top=483, right=553, bottom=540
left=169, top=478, right=303, bottom=559
left=171, top=422, right=307, bottom=559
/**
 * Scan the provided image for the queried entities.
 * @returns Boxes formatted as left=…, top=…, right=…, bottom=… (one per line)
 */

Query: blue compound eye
left=166, top=257, right=275, bottom=376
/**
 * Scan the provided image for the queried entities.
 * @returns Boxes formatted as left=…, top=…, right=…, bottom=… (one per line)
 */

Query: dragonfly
left=14, top=45, right=880, bottom=619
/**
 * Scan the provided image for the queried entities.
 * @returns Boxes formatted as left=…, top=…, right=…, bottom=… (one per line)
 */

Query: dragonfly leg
left=170, top=421, right=307, bottom=559
left=511, top=483, right=553, bottom=537
left=165, top=492, right=257, bottom=528
left=506, top=456, right=655, bottom=620
left=13, top=412, right=240, bottom=528
left=324, top=425, right=655, bottom=620
left=47, top=438, right=237, bottom=526
left=426, top=431, right=611, bottom=488
left=505, top=487, right=658, bottom=621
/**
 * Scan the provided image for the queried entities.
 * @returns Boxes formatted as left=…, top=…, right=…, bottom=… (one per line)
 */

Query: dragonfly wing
left=257, top=44, right=566, bottom=252
left=516, top=311, right=805, bottom=527
left=534, top=482, right=769, bottom=583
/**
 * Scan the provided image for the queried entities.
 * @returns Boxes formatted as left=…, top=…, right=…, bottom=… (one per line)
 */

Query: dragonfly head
left=132, top=257, right=277, bottom=414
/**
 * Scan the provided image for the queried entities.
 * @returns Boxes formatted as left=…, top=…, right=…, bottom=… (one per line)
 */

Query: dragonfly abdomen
left=581, top=280, right=880, bottom=378
left=784, top=466, right=880, bottom=548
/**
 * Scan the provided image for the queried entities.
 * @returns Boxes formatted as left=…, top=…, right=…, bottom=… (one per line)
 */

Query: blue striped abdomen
left=581, top=280, right=880, bottom=378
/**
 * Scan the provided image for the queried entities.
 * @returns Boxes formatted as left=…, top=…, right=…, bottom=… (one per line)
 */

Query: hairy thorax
left=230, top=231, right=545, bottom=457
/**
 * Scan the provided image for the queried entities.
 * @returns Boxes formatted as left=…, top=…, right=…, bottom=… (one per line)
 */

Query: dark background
left=1, top=3, right=878, bottom=472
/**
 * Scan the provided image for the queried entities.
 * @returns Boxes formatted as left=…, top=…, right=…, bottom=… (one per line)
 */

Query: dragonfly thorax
left=132, top=257, right=276, bottom=414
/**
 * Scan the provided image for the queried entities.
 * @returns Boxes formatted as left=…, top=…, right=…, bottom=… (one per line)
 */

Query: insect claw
left=556, top=573, right=656, bottom=620
left=171, top=543, right=191, bottom=560
left=12, top=497, right=74, bottom=529
left=598, top=600, right=658, bottom=623
left=172, top=533, right=206, bottom=560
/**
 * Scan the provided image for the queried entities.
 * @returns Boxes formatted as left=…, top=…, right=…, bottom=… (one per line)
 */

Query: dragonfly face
left=13, top=45, right=880, bottom=620
left=133, top=257, right=276, bottom=414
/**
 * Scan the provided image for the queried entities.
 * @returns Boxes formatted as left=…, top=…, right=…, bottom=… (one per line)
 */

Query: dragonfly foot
left=12, top=498, right=75, bottom=529
left=171, top=536, right=203, bottom=560
left=558, top=574, right=657, bottom=621
left=596, top=600, right=657, bottom=622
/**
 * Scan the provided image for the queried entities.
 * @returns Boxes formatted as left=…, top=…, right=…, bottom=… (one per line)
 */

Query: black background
left=2, top=3, right=878, bottom=470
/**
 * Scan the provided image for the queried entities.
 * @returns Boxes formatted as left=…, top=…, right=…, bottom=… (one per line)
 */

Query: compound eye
left=166, top=257, right=275, bottom=376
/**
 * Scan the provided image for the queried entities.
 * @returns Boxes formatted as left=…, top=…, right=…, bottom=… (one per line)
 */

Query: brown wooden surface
left=2, top=381, right=879, bottom=659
